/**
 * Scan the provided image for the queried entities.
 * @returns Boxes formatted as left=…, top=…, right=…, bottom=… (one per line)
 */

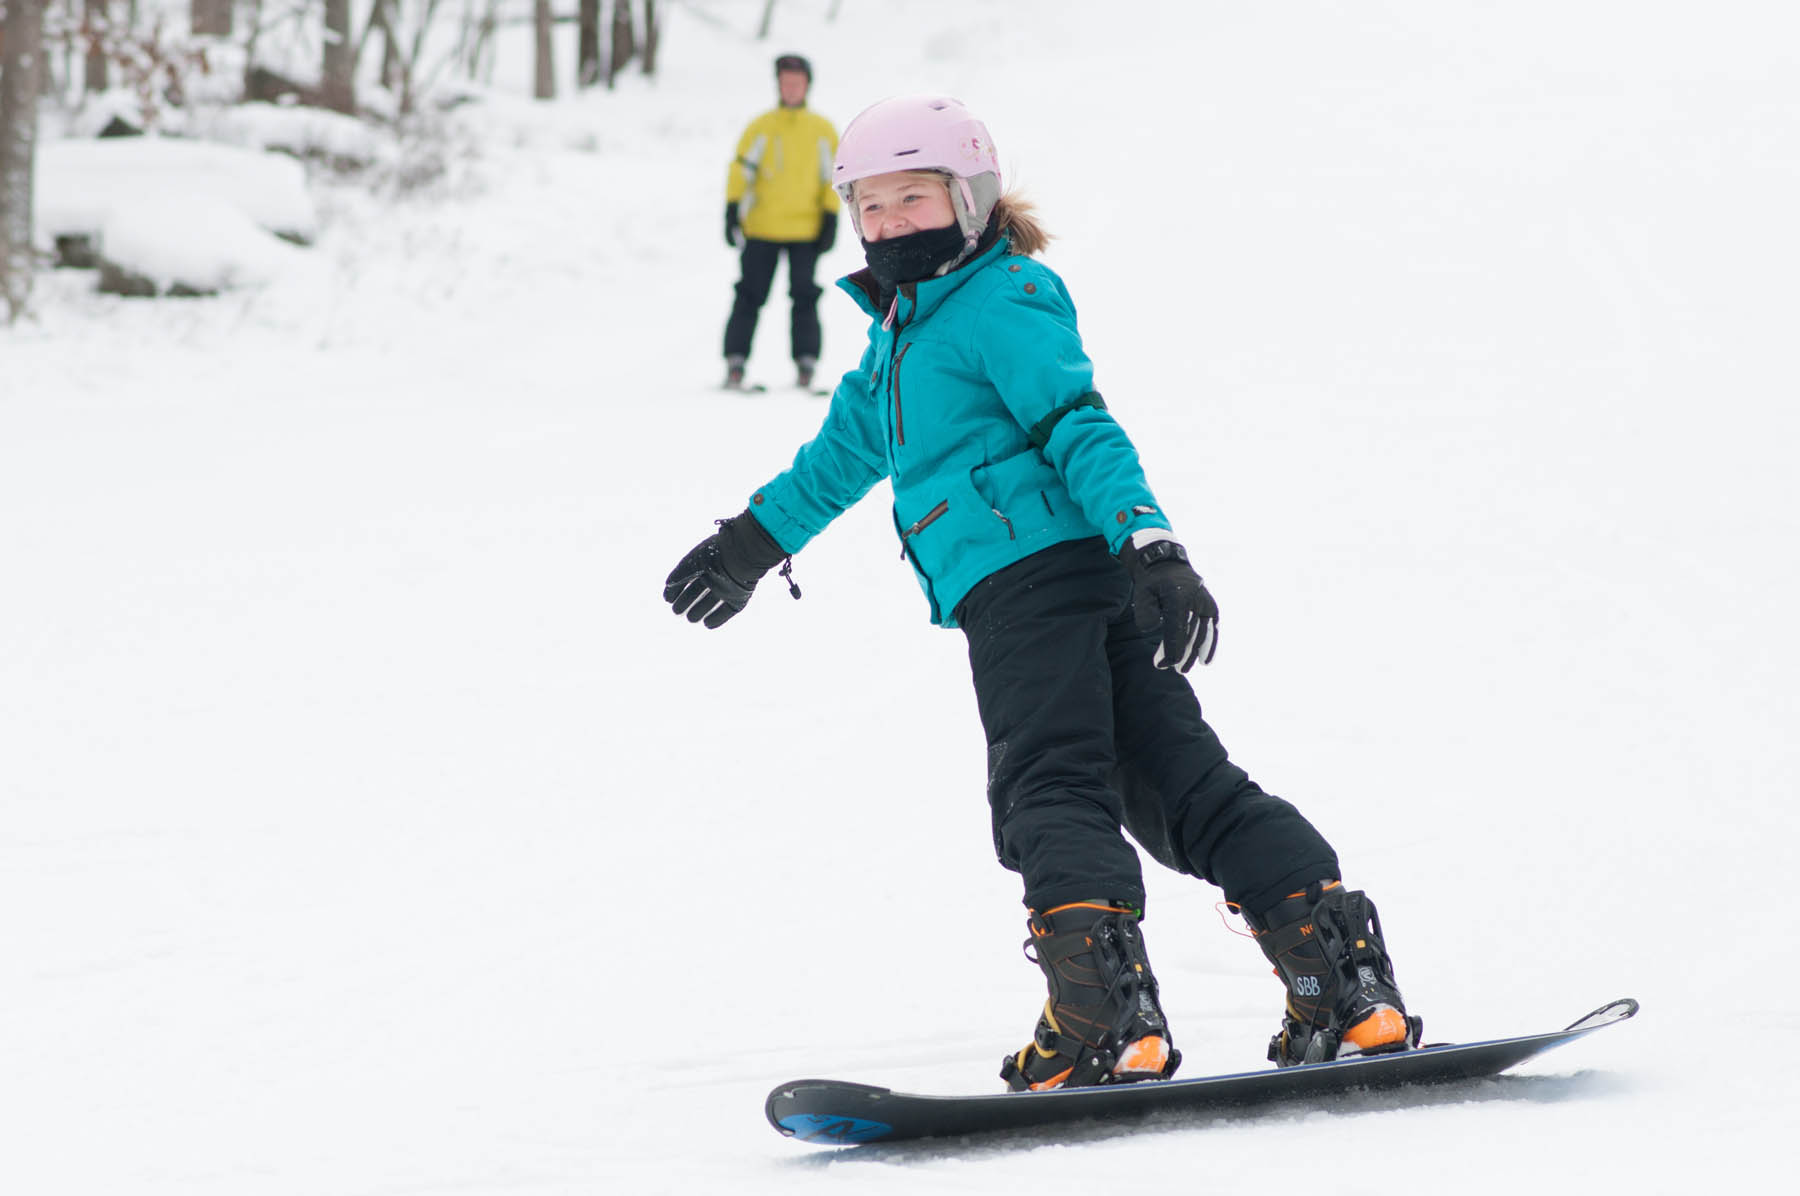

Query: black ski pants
left=723, top=237, right=823, bottom=364
left=956, top=538, right=1340, bottom=920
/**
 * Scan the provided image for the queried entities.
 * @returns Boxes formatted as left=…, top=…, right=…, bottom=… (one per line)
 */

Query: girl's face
left=854, top=172, right=957, bottom=242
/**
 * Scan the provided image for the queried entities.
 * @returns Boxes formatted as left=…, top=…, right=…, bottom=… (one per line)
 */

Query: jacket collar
left=838, top=234, right=1014, bottom=328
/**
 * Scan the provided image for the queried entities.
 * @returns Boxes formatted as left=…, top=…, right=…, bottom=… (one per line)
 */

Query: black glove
left=1118, top=531, right=1218, bottom=672
left=664, top=509, right=793, bottom=629
left=725, top=202, right=741, bottom=249
left=815, top=211, right=837, bottom=254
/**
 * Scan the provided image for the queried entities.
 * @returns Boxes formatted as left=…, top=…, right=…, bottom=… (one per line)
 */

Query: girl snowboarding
left=664, top=95, right=1421, bottom=1090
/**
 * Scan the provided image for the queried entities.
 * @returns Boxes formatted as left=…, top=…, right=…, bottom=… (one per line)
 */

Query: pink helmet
left=833, top=95, right=1002, bottom=249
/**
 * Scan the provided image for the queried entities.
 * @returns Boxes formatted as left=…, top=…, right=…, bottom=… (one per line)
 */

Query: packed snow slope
left=5, top=1, right=1798, bottom=1192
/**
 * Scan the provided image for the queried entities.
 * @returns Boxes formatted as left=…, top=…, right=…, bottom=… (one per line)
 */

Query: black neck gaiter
left=861, top=224, right=967, bottom=301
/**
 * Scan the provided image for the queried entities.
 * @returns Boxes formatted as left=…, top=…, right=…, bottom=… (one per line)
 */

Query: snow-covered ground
left=4, top=1, right=1798, bottom=1192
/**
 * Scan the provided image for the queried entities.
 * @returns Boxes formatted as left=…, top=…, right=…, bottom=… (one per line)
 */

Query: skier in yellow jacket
left=723, top=54, right=839, bottom=391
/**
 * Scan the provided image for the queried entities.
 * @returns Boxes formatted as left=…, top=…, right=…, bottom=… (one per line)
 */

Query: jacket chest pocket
left=888, top=341, right=914, bottom=446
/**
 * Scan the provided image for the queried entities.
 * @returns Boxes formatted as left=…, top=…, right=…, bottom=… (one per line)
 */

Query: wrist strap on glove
left=718, top=510, right=800, bottom=599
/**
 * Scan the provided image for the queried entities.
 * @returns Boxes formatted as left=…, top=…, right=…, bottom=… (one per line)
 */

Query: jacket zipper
left=890, top=341, right=913, bottom=446
left=898, top=499, right=949, bottom=558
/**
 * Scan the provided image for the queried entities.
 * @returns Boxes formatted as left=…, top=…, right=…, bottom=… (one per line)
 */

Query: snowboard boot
left=1000, top=901, right=1181, bottom=1092
left=1242, top=881, right=1422, bottom=1067
left=724, top=355, right=748, bottom=391
left=795, top=356, right=817, bottom=389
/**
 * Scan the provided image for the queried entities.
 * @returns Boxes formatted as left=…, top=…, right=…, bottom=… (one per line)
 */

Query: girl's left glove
left=663, top=509, right=793, bottom=629
left=1118, top=530, right=1219, bottom=672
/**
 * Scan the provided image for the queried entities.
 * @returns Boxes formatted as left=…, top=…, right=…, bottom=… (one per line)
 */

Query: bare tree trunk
left=398, top=0, right=442, bottom=115
left=756, top=0, right=774, bottom=40
left=532, top=0, right=553, bottom=100
left=641, top=0, right=658, bottom=77
left=58, top=0, right=72, bottom=96
left=191, top=0, right=230, bottom=36
left=322, top=0, right=355, bottom=113
left=363, top=0, right=403, bottom=93
left=2, top=0, right=45, bottom=323
left=84, top=0, right=109, bottom=91
left=607, top=0, right=633, bottom=87
left=467, top=0, right=500, bottom=84
left=382, top=19, right=403, bottom=93
left=241, top=0, right=264, bottom=93
left=577, top=0, right=598, bottom=88
left=459, top=0, right=485, bottom=79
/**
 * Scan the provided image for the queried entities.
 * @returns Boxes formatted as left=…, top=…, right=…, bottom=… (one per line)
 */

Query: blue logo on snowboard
left=779, top=1112, right=893, bottom=1144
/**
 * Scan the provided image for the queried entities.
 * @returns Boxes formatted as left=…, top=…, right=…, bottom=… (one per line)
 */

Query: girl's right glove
left=663, top=510, right=793, bottom=629
left=1118, top=530, right=1219, bottom=672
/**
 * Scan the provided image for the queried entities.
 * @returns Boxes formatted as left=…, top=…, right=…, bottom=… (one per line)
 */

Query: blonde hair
left=848, top=173, right=1053, bottom=257
left=994, top=190, right=1051, bottom=257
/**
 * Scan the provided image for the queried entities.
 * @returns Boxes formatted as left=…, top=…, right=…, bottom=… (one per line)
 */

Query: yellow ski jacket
left=726, top=105, right=839, bottom=243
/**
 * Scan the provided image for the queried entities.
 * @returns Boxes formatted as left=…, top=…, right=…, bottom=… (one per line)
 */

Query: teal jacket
left=748, top=236, right=1172, bottom=628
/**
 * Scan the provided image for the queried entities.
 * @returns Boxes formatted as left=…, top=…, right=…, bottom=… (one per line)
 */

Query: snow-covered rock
left=33, top=135, right=319, bottom=296
left=187, top=102, right=385, bottom=171
left=37, top=135, right=317, bottom=242
left=94, top=191, right=313, bottom=296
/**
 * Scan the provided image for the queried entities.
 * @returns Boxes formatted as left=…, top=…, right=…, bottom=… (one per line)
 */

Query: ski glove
left=725, top=202, right=742, bottom=249
left=663, top=509, right=794, bottom=629
left=816, top=212, right=838, bottom=254
left=1118, top=530, right=1219, bottom=672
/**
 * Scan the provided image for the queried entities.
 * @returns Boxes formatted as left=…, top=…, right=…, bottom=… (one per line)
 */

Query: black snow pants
left=955, top=538, right=1340, bottom=920
left=723, top=238, right=823, bottom=363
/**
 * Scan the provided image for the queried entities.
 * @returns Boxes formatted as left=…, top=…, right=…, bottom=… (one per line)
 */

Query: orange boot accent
left=1112, top=1035, right=1171, bottom=1077
left=1036, top=901, right=1134, bottom=925
left=1013, top=1004, right=1079, bottom=1091
left=1341, top=1006, right=1410, bottom=1053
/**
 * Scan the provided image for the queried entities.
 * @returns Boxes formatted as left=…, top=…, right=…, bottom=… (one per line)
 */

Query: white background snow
left=4, top=1, right=1798, bottom=1192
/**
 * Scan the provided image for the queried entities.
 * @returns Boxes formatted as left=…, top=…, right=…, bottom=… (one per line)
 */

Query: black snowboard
left=767, top=997, right=1638, bottom=1145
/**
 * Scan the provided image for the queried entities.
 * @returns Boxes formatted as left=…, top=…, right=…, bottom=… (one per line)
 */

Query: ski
left=766, top=997, right=1638, bottom=1146
left=721, top=381, right=829, bottom=396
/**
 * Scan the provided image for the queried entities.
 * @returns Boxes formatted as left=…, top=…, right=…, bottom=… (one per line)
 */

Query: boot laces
left=1025, top=913, right=1156, bottom=1050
